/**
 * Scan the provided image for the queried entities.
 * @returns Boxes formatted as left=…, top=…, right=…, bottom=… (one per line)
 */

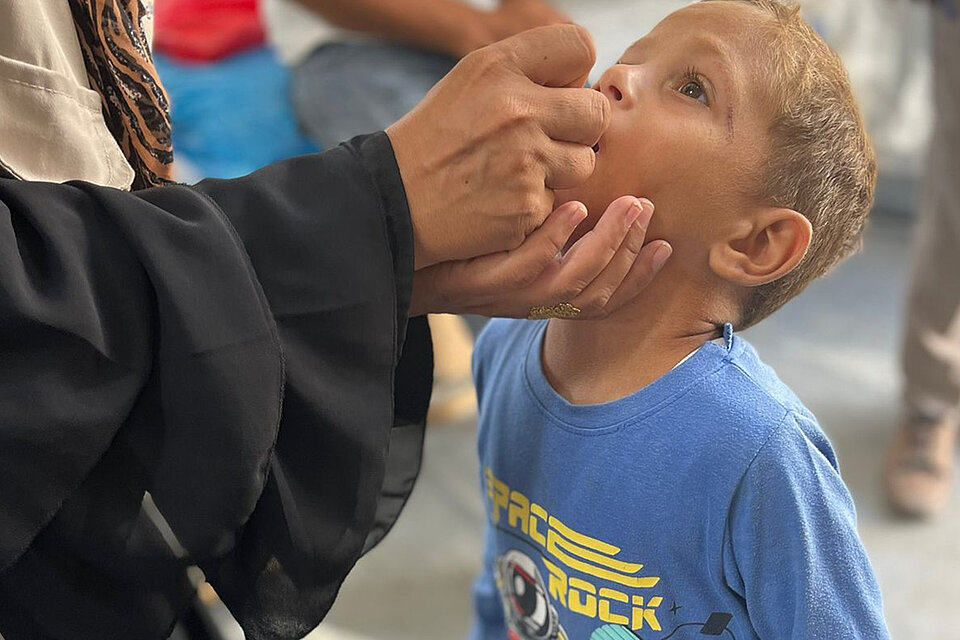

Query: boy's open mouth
left=592, top=142, right=601, bottom=154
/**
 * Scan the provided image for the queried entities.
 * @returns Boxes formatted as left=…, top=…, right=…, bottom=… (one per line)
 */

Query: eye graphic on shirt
left=512, top=566, right=546, bottom=625
left=496, top=550, right=568, bottom=640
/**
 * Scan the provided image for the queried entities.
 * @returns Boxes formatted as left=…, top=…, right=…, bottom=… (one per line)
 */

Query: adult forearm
left=0, top=175, right=284, bottom=575
left=291, top=0, right=496, bottom=58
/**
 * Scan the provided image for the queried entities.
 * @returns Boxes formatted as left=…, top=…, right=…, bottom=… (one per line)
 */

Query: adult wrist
left=411, top=266, right=463, bottom=317
left=385, top=122, right=436, bottom=270
left=349, top=133, right=421, bottom=327
left=409, top=269, right=434, bottom=317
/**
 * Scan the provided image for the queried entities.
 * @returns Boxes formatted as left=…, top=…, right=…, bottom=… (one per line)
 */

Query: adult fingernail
left=652, top=242, right=672, bottom=270
left=569, top=203, right=588, bottom=225
left=635, top=199, right=654, bottom=230
left=625, top=199, right=643, bottom=228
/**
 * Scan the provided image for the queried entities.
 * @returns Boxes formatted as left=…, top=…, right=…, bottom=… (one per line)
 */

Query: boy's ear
left=708, top=208, right=812, bottom=287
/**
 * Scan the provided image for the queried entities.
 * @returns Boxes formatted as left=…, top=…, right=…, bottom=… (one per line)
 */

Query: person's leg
left=426, top=314, right=478, bottom=423
left=886, top=14, right=960, bottom=517
left=291, top=41, right=456, bottom=149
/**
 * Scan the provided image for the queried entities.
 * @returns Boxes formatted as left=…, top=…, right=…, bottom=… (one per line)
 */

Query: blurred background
left=151, top=1, right=956, bottom=638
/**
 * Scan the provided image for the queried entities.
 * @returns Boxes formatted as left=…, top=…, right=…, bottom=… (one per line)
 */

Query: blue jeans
left=292, top=41, right=457, bottom=149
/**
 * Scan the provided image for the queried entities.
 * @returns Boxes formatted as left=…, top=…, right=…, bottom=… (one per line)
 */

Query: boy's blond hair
left=708, top=0, right=877, bottom=328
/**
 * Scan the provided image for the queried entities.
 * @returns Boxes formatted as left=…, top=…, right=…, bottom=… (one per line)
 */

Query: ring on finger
left=527, top=302, right=582, bottom=320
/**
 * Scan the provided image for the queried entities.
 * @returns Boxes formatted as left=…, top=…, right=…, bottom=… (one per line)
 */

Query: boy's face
left=558, top=2, right=773, bottom=259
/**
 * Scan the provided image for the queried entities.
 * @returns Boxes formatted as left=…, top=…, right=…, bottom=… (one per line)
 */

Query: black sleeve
left=0, top=133, right=432, bottom=640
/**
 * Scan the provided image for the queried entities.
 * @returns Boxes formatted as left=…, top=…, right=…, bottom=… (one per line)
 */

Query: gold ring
left=527, top=302, right=582, bottom=320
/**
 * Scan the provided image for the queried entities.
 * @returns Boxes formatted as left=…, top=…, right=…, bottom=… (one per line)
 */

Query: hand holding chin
left=410, top=196, right=672, bottom=319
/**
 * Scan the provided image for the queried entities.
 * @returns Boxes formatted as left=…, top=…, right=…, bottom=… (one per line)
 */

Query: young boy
left=470, top=1, right=890, bottom=639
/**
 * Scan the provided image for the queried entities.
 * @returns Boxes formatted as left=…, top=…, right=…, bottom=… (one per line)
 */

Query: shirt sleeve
left=196, top=133, right=433, bottom=638
left=0, top=133, right=432, bottom=640
left=723, top=412, right=890, bottom=640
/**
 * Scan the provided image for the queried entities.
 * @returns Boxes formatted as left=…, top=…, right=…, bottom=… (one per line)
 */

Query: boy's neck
left=542, top=269, right=726, bottom=405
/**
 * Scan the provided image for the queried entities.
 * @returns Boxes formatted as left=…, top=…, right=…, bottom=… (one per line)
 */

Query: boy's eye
left=680, top=80, right=708, bottom=105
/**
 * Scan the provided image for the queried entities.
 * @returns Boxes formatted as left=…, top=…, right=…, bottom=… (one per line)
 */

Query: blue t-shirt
left=470, top=319, right=889, bottom=640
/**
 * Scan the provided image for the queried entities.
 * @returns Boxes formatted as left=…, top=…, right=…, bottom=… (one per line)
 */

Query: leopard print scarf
left=69, top=0, right=173, bottom=189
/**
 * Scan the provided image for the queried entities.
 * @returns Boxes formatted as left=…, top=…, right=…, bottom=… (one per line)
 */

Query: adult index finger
left=498, top=24, right=597, bottom=88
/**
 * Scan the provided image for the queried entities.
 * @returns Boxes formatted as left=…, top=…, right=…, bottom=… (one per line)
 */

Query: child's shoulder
left=714, top=337, right=807, bottom=408
left=471, top=318, right=543, bottom=391
left=476, top=316, right=539, bottom=342
left=704, top=337, right=837, bottom=471
left=474, top=318, right=542, bottom=363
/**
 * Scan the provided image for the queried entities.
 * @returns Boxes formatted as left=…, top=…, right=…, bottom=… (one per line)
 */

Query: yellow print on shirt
left=486, top=467, right=664, bottom=632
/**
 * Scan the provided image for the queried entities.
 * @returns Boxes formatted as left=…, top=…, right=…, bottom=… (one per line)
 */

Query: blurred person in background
left=0, top=0, right=170, bottom=190
left=263, top=0, right=574, bottom=423
left=152, top=0, right=319, bottom=182
left=263, top=0, right=571, bottom=150
left=885, top=0, right=960, bottom=518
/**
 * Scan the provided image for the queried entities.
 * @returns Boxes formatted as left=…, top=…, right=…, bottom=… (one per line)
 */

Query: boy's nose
left=596, top=65, right=636, bottom=108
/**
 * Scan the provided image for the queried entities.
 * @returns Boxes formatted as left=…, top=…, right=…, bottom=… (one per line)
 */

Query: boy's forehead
left=625, top=2, right=768, bottom=60
left=621, top=2, right=773, bottom=106
left=662, top=1, right=770, bottom=32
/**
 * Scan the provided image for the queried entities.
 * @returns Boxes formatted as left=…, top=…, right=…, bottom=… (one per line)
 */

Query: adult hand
left=487, top=0, right=572, bottom=41
left=387, top=25, right=610, bottom=270
left=410, top=197, right=672, bottom=318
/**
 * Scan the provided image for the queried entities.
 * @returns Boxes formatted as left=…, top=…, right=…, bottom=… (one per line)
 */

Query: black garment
left=0, top=133, right=432, bottom=640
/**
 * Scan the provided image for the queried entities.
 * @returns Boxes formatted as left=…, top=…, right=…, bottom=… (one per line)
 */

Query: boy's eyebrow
left=686, top=34, right=731, bottom=62
left=685, top=35, right=738, bottom=137
left=686, top=35, right=735, bottom=87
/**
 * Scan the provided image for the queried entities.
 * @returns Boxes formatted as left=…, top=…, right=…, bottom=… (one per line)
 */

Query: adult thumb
left=495, top=24, right=597, bottom=88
